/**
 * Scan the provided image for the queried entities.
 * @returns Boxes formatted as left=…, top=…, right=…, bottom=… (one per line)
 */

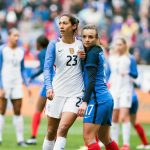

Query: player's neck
left=61, top=36, right=75, bottom=44
left=118, top=51, right=125, bottom=56
left=8, top=42, right=17, bottom=49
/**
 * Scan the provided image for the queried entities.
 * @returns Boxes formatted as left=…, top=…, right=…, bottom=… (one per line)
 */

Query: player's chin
left=84, top=44, right=90, bottom=49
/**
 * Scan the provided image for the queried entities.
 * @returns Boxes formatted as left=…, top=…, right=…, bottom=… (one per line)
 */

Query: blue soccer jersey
left=130, top=89, right=139, bottom=114
left=83, top=45, right=114, bottom=125
left=30, top=48, right=46, bottom=80
left=30, top=48, right=47, bottom=97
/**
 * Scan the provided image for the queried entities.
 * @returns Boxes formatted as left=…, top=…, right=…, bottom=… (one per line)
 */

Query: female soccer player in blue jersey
left=26, top=35, right=49, bottom=145
left=78, top=25, right=119, bottom=150
left=42, top=14, right=84, bottom=150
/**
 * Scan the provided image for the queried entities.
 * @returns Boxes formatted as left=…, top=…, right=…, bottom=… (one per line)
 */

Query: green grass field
left=0, top=116, right=150, bottom=150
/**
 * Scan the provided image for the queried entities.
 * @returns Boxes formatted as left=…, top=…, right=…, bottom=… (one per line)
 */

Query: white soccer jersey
left=44, top=38, right=84, bottom=97
left=1, top=46, right=24, bottom=87
left=108, top=54, right=133, bottom=95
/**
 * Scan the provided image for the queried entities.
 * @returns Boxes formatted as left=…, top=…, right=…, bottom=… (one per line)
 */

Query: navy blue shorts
left=83, top=97, right=114, bottom=125
left=40, top=85, right=46, bottom=98
left=130, top=93, right=139, bottom=114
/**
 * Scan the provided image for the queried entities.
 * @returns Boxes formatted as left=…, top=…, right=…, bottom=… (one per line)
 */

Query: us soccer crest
left=69, top=48, right=74, bottom=54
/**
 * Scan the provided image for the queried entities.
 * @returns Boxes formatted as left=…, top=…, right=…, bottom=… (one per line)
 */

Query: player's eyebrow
left=82, top=34, right=95, bottom=38
left=59, top=20, right=69, bottom=24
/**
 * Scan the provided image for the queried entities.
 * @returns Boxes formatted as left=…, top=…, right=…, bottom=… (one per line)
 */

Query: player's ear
left=72, top=24, right=77, bottom=32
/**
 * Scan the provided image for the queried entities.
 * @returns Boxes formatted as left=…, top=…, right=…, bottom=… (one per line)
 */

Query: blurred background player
left=42, top=14, right=84, bottom=150
left=78, top=24, right=119, bottom=150
left=0, top=28, right=28, bottom=146
left=130, top=88, right=150, bottom=149
left=26, top=35, right=49, bottom=145
left=108, top=37, right=138, bottom=150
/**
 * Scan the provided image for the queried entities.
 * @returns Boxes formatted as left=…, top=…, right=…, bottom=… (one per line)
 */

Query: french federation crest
left=69, top=48, right=74, bottom=54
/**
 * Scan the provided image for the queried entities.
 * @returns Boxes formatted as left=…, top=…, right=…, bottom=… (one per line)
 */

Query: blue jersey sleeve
left=129, top=55, right=138, bottom=79
left=30, top=49, right=46, bottom=80
left=83, top=46, right=102, bottom=103
left=0, top=46, right=3, bottom=88
left=21, top=52, right=29, bottom=87
left=83, top=67, right=97, bottom=103
left=85, top=47, right=100, bottom=68
left=44, top=40, right=56, bottom=90
left=30, top=67, right=43, bottom=80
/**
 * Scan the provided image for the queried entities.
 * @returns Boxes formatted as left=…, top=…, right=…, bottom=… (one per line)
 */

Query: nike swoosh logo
left=58, top=49, right=63, bottom=52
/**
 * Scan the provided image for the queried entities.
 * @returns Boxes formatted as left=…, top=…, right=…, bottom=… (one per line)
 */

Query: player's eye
left=82, top=35, right=86, bottom=38
left=89, top=35, right=94, bottom=39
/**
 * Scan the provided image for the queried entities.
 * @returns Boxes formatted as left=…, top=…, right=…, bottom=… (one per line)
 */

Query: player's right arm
left=29, top=52, right=45, bottom=81
left=0, top=45, right=5, bottom=98
left=129, top=55, right=138, bottom=79
left=44, top=41, right=56, bottom=100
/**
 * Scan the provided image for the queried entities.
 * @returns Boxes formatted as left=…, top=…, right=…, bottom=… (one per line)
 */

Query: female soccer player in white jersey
left=108, top=37, right=138, bottom=150
left=42, top=14, right=84, bottom=150
left=0, top=28, right=28, bottom=146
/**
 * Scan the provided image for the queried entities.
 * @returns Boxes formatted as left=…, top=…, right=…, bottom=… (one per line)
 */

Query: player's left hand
left=77, top=102, right=87, bottom=117
left=27, top=87, right=32, bottom=97
left=0, top=89, right=5, bottom=98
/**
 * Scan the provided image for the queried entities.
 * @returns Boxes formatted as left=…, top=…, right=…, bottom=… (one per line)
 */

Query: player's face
left=59, top=16, right=75, bottom=37
left=82, top=29, right=97, bottom=49
left=9, top=31, right=19, bottom=46
left=115, top=39, right=126, bottom=54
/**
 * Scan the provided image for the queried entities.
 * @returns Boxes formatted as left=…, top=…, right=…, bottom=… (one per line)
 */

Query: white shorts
left=45, top=96, right=82, bottom=119
left=111, top=91, right=132, bottom=109
left=3, top=84, right=23, bottom=100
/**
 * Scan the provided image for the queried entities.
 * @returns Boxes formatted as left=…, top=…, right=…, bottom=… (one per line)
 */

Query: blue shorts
left=40, top=85, right=46, bottom=98
left=83, top=97, right=114, bottom=125
left=130, top=93, right=139, bottom=114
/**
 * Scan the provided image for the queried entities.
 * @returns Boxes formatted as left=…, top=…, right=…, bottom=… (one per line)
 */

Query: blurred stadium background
left=0, top=0, right=150, bottom=149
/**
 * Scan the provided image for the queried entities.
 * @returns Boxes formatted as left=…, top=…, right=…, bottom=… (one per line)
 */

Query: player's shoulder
left=0, top=44, right=6, bottom=52
left=47, top=38, right=60, bottom=52
left=17, top=46, right=25, bottom=55
left=50, top=38, right=60, bottom=45
left=75, top=37, right=83, bottom=45
left=89, top=45, right=103, bottom=55
left=76, top=37, right=82, bottom=42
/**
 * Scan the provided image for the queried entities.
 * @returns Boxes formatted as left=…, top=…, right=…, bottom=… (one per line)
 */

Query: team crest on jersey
left=69, top=48, right=74, bottom=54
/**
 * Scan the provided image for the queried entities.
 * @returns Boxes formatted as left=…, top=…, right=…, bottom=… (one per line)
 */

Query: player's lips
left=85, top=43, right=90, bottom=45
left=60, top=30, right=65, bottom=33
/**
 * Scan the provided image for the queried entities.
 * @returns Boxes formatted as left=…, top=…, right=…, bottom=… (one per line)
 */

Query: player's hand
left=77, top=102, right=87, bottom=117
left=27, top=87, right=32, bottom=97
left=0, top=89, right=5, bottom=98
left=46, top=89, right=54, bottom=100
left=78, top=50, right=86, bottom=59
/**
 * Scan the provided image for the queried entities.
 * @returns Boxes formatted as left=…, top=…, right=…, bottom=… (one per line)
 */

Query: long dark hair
left=36, top=35, right=49, bottom=50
